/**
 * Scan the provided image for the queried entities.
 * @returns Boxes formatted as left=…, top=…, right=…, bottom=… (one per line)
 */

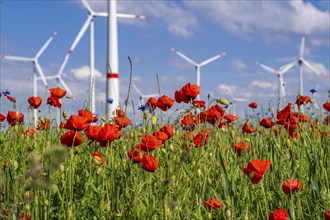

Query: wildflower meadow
left=0, top=81, right=329, bottom=220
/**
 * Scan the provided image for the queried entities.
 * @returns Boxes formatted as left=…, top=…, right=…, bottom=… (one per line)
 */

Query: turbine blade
left=143, top=94, right=160, bottom=98
left=200, top=52, right=226, bottom=67
left=279, top=60, right=297, bottom=74
left=2, top=55, right=33, bottom=62
left=301, top=58, right=322, bottom=77
left=57, top=16, right=93, bottom=76
left=35, top=31, right=58, bottom=59
left=58, top=77, right=73, bottom=97
left=34, top=61, right=48, bottom=87
left=170, top=48, right=198, bottom=66
left=117, top=13, right=147, bottom=19
left=95, top=12, right=108, bottom=17
left=300, top=33, right=306, bottom=57
left=81, top=0, right=94, bottom=14
left=257, top=62, right=277, bottom=74
left=132, top=84, right=143, bottom=96
left=234, top=98, right=249, bottom=102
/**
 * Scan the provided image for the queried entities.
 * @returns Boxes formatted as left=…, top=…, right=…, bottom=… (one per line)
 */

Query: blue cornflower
left=107, top=98, right=113, bottom=104
left=125, top=99, right=129, bottom=105
left=310, top=89, right=317, bottom=94
left=138, top=104, right=149, bottom=111
left=224, top=105, right=229, bottom=109
left=2, top=90, right=10, bottom=96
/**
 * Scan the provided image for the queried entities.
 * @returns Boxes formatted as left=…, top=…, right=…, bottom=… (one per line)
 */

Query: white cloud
left=70, top=65, right=104, bottom=81
left=249, top=80, right=277, bottom=90
left=231, top=59, right=246, bottom=70
left=185, top=1, right=330, bottom=41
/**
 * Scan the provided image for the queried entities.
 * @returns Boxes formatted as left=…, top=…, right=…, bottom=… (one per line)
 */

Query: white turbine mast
left=285, top=33, right=325, bottom=96
left=1, top=31, right=58, bottom=87
left=106, top=0, right=147, bottom=119
left=255, top=61, right=295, bottom=108
left=132, top=83, right=160, bottom=105
left=57, top=0, right=146, bottom=115
left=170, top=47, right=226, bottom=100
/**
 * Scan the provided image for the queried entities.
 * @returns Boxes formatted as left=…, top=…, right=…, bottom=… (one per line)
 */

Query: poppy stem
left=124, top=56, right=133, bottom=114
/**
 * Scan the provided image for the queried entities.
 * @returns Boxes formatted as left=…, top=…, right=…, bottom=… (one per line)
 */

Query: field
left=0, top=83, right=329, bottom=220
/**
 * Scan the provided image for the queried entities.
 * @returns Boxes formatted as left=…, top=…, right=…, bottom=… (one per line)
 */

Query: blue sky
left=0, top=0, right=329, bottom=120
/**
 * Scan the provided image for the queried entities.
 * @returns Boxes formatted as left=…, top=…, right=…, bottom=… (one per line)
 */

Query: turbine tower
left=106, top=0, right=147, bottom=119
left=1, top=31, right=58, bottom=87
left=255, top=62, right=294, bottom=108
left=170, top=48, right=226, bottom=99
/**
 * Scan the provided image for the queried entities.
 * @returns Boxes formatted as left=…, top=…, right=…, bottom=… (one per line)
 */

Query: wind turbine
left=106, top=0, right=147, bottom=119
left=56, top=0, right=146, bottom=115
left=170, top=48, right=226, bottom=99
left=285, top=33, right=325, bottom=96
left=1, top=31, right=58, bottom=87
left=255, top=62, right=294, bottom=108
left=224, top=87, right=249, bottom=115
left=132, top=83, right=160, bottom=105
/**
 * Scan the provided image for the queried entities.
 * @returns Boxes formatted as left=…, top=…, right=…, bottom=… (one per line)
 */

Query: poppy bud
left=97, top=166, right=102, bottom=174
left=218, top=98, right=230, bottom=106
left=44, top=199, right=49, bottom=206
left=243, top=215, right=248, bottom=220
left=13, top=161, right=18, bottom=171
left=161, top=148, right=167, bottom=154
left=92, top=152, right=104, bottom=166
left=169, top=144, right=174, bottom=151
left=225, top=209, right=232, bottom=219
left=197, top=169, right=202, bottom=177
left=152, top=115, right=157, bottom=125
left=66, top=207, right=73, bottom=220
left=59, top=164, right=65, bottom=173
left=25, top=204, right=31, bottom=212
left=62, top=110, right=67, bottom=119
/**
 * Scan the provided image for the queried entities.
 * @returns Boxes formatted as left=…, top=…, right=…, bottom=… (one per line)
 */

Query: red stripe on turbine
left=107, top=73, right=119, bottom=78
left=68, top=50, right=73, bottom=55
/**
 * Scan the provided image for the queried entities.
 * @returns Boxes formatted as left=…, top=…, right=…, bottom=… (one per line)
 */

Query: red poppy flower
left=193, top=129, right=211, bottom=147
left=260, top=118, right=275, bottom=128
left=7, top=111, right=24, bottom=126
left=282, top=178, right=303, bottom=195
left=6, top=95, right=16, bottom=103
left=92, top=152, right=104, bottom=166
left=248, top=102, right=258, bottom=109
left=84, top=125, right=102, bottom=141
left=37, top=118, right=50, bottom=130
left=97, top=124, right=122, bottom=147
left=146, top=97, right=158, bottom=110
left=141, top=155, right=158, bottom=172
left=115, top=109, right=126, bottom=117
left=224, top=114, right=238, bottom=123
left=203, top=198, right=222, bottom=210
left=156, top=95, right=175, bottom=111
left=28, top=96, right=42, bottom=109
left=323, top=102, right=330, bottom=112
left=324, top=115, right=330, bottom=125
left=154, top=131, right=169, bottom=144
left=136, top=135, right=159, bottom=151
left=295, top=95, right=310, bottom=109
left=49, top=87, right=66, bottom=98
left=198, top=104, right=224, bottom=125
left=242, top=121, right=255, bottom=133
left=78, top=109, right=98, bottom=123
left=174, top=83, right=200, bottom=103
left=114, top=115, right=131, bottom=129
left=60, top=130, right=82, bottom=147
left=324, top=210, right=330, bottom=220
left=269, top=209, right=289, bottom=220
left=192, top=100, right=205, bottom=108
left=64, top=115, right=89, bottom=131
left=47, top=96, right=62, bottom=108
left=292, top=112, right=309, bottom=122
left=159, top=125, right=175, bottom=138
left=24, top=128, right=36, bottom=138
left=242, top=159, right=271, bottom=184
left=181, top=113, right=197, bottom=130
left=233, top=142, right=251, bottom=156
left=0, top=113, right=5, bottom=122
left=276, top=103, right=292, bottom=124
left=127, top=149, right=145, bottom=163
